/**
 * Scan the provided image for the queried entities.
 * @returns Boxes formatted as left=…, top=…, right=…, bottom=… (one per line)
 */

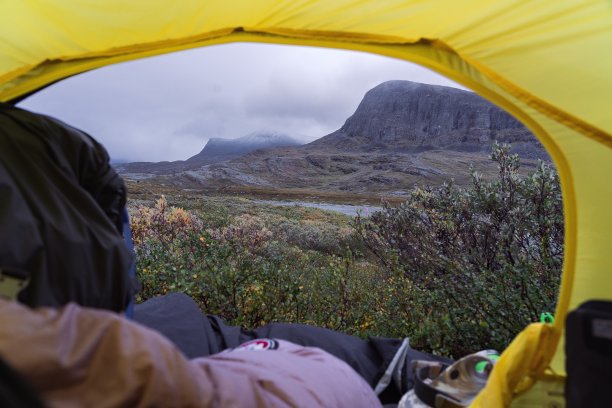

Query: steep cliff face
left=311, top=81, right=541, bottom=156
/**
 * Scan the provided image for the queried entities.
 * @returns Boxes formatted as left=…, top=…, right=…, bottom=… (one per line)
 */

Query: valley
left=116, top=80, right=549, bottom=198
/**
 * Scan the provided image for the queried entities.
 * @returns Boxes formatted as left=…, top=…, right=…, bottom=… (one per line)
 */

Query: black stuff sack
left=565, top=300, right=612, bottom=408
left=0, top=103, right=135, bottom=312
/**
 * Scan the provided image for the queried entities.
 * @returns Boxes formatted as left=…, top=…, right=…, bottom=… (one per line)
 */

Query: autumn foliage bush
left=131, top=196, right=379, bottom=333
left=354, top=143, right=563, bottom=355
left=131, top=144, right=562, bottom=358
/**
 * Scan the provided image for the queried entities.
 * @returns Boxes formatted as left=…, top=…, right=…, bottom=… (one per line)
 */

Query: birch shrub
left=130, top=143, right=563, bottom=357
left=354, top=143, right=563, bottom=356
left=130, top=196, right=379, bottom=334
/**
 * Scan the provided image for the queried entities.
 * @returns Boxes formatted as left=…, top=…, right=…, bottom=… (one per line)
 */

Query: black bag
left=565, top=300, right=612, bottom=408
left=0, top=355, right=46, bottom=408
left=0, top=104, right=135, bottom=312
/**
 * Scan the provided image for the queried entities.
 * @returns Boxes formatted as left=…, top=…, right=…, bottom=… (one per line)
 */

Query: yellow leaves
left=130, top=196, right=203, bottom=250
left=167, top=207, right=191, bottom=226
left=155, top=195, right=167, bottom=213
left=246, top=283, right=263, bottom=295
left=358, top=315, right=374, bottom=332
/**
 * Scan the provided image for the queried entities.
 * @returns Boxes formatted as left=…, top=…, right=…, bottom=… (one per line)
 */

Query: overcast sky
left=19, top=43, right=463, bottom=163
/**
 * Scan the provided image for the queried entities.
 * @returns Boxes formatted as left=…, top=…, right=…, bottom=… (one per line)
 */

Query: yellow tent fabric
left=1, top=1, right=611, bottom=406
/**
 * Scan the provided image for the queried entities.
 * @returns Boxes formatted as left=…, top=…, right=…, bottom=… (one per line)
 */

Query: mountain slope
left=116, top=132, right=301, bottom=175
left=186, top=132, right=301, bottom=165
left=119, top=81, right=549, bottom=192
left=309, top=80, right=543, bottom=158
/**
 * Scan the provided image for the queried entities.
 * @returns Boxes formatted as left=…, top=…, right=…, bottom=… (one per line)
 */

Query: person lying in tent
left=0, top=104, right=491, bottom=407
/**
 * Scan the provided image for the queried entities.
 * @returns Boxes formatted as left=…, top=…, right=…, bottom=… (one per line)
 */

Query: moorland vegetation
left=131, top=144, right=562, bottom=357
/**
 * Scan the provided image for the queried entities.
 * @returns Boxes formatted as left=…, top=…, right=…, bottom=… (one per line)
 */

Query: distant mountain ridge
left=118, top=80, right=549, bottom=191
left=186, top=132, right=301, bottom=165
left=116, top=131, right=301, bottom=175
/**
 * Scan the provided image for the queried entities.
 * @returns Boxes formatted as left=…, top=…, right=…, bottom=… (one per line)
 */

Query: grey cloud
left=19, top=43, right=464, bottom=162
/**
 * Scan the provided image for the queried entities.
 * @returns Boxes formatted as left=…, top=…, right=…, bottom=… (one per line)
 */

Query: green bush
left=354, top=143, right=563, bottom=356
left=130, top=144, right=563, bottom=358
left=131, top=196, right=380, bottom=334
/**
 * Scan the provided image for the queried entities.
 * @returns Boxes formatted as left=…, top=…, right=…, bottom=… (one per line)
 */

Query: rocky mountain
left=186, top=132, right=301, bottom=165
left=118, top=81, right=549, bottom=192
left=309, top=81, right=545, bottom=158
left=116, top=131, right=301, bottom=176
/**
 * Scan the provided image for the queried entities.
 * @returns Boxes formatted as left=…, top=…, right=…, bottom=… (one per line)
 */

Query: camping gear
left=0, top=356, right=46, bottom=408
left=1, top=2, right=611, bottom=405
left=122, top=207, right=136, bottom=318
left=565, top=300, right=612, bottom=407
left=134, top=292, right=452, bottom=405
left=0, top=104, right=135, bottom=312
left=0, top=297, right=383, bottom=408
left=398, top=350, right=499, bottom=408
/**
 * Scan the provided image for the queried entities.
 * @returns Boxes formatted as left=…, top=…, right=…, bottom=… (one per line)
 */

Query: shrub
left=130, top=196, right=380, bottom=335
left=130, top=144, right=563, bottom=358
left=272, top=217, right=358, bottom=256
left=354, top=143, right=563, bottom=356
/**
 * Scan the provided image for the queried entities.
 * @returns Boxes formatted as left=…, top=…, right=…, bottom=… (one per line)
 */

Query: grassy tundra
left=129, top=145, right=563, bottom=358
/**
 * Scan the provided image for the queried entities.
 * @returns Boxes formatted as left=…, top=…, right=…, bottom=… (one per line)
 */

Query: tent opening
left=17, top=42, right=565, bottom=360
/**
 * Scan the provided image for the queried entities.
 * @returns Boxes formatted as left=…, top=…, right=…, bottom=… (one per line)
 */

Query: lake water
left=255, top=200, right=382, bottom=217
